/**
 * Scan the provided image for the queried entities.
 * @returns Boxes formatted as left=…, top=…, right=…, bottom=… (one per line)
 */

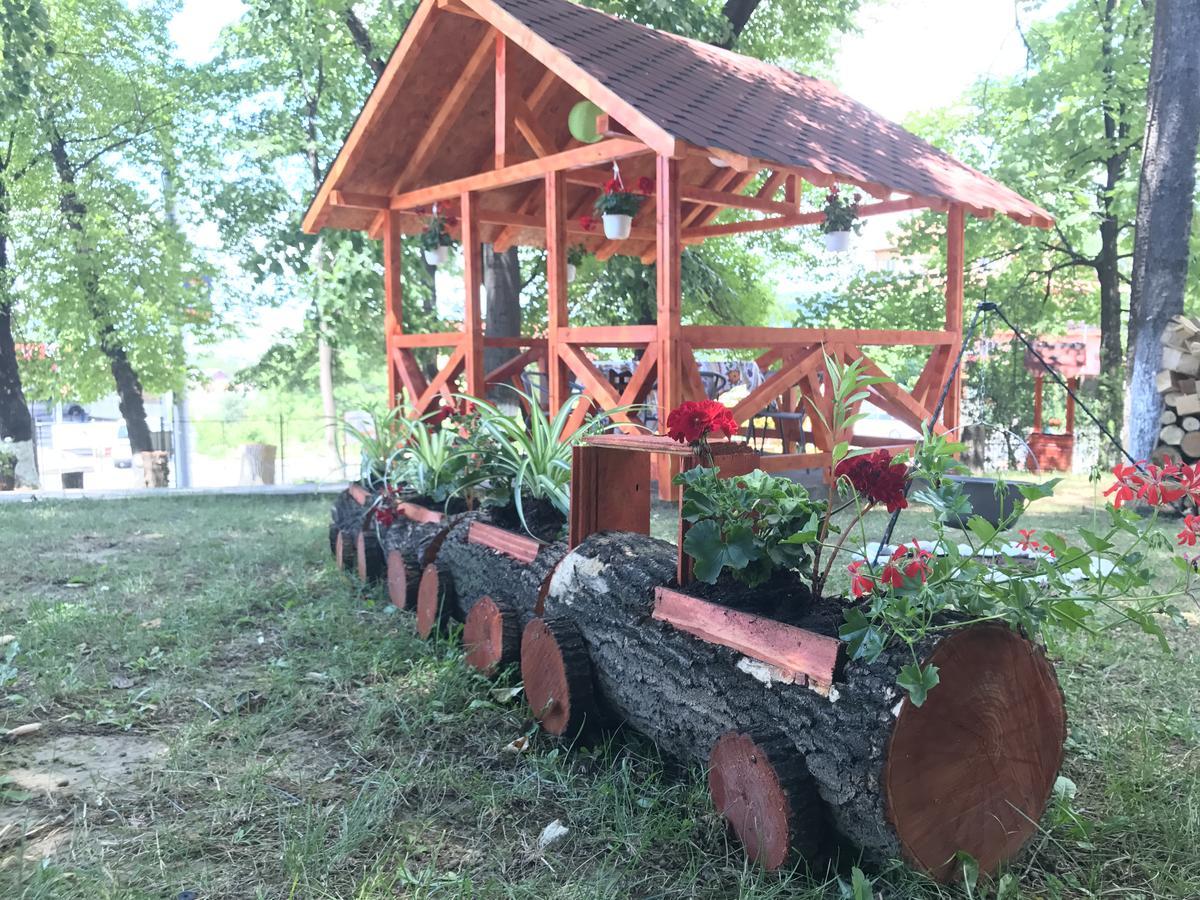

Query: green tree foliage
left=6, top=0, right=220, bottom=452
left=807, top=0, right=1157, bottom=448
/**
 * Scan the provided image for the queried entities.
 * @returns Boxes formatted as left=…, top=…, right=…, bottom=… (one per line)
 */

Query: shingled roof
left=304, top=0, right=1052, bottom=235
left=487, top=0, right=1050, bottom=226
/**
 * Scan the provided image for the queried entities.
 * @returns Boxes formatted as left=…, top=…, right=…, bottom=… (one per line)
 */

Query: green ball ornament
left=568, top=100, right=605, bottom=144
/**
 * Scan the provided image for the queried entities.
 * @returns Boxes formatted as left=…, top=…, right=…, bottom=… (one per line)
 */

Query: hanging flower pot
left=823, top=230, right=852, bottom=253
left=592, top=173, right=652, bottom=241
left=566, top=263, right=577, bottom=284
left=602, top=214, right=632, bottom=240
left=420, top=209, right=457, bottom=267
left=820, top=186, right=863, bottom=254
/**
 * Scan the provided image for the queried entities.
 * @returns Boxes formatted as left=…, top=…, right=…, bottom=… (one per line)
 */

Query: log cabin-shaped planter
left=381, top=501, right=453, bottom=611
left=418, top=509, right=568, bottom=672
left=330, top=485, right=372, bottom=574
left=538, top=532, right=1067, bottom=881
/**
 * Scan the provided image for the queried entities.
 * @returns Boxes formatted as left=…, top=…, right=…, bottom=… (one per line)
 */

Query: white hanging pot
left=602, top=214, right=632, bottom=240
left=823, top=230, right=852, bottom=253
left=424, top=246, right=450, bottom=266
left=566, top=263, right=577, bottom=284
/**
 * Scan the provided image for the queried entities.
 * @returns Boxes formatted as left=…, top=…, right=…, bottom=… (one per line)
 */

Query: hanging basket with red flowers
left=593, top=173, right=652, bottom=239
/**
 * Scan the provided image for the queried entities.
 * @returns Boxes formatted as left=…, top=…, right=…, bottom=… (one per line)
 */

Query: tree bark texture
left=543, top=532, right=1066, bottom=876
left=483, top=245, right=522, bottom=390
left=46, top=129, right=153, bottom=454
left=381, top=507, right=464, bottom=608
left=1125, top=0, right=1200, bottom=460
left=431, top=509, right=568, bottom=625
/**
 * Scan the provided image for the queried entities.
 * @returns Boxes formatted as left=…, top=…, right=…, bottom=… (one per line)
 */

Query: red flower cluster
left=847, top=541, right=932, bottom=598
left=580, top=215, right=598, bottom=232
left=665, top=400, right=738, bottom=445
left=1016, top=528, right=1055, bottom=557
left=374, top=504, right=398, bottom=528
left=834, top=449, right=910, bottom=513
left=1106, top=461, right=1200, bottom=508
left=1178, top=515, right=1200, bottom=547
left=636, top=176, right=654, bottom=195
left=426, top=402, right=452, bottom=426
left=602, top=177, right=623, bottom=194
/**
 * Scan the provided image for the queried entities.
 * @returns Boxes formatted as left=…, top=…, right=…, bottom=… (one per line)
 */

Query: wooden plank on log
left=468, top=521, right=540, bottom=564
left=348, top=484, right=371, bottom=505
left=652, top=587, right=842, bottom=694
left=400, top=502, right=445, bottom=526
left=569, top=443, right=652, bottom=548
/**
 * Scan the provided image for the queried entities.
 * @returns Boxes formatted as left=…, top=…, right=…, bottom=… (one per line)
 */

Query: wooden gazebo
left=303, top=0, right=1052, bottom=495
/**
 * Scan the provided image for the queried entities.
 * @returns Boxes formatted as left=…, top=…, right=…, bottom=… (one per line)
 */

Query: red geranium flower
left=665, top=400, right=739, bottom=446
left=1178, top=515, right=1200, bottom=547
left=375, top=505, right=397, bottom=528
left=603, top=177, right=623, bottom=194
left=1017, top=529, right=1038, bottom=552
left=580, top=215, right=598, bottom=232
left=426, top=403, right=452, bottom=426
left=834, top=449, right=910, bottom=513
left=636, top=176, right=654, bottom=195
left=879, top=541, right=931, bottom=590
left=1106, top=461, right=1189, bottom=508
left=847, top=560, right=875, bottom=598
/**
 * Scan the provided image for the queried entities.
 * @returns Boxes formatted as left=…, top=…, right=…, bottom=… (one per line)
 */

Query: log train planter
left=327, top=434, right=1068, bottom=881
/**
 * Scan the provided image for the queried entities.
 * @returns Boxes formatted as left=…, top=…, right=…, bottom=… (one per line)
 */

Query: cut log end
left=708, top=731, right=824, bottom=870
left=387, top=550, right=408, bottom=609
left=884, top=625, right=1066, bottom=881
left=521, top=616, right=593, bottom=737
left=355, top=531, right=384, bottom=584
left=334, top=530, right=349, bottom=572
left=463, top=595, right=520, bottom=676
left=416, top=563, right=450, bottom=639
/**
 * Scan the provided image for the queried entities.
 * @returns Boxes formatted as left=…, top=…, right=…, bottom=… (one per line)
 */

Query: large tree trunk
left=483, top=245, right=521, bottom=395
left=0, top=226, right=32, bottom=445
left=1125, top=0, right=1200, bottom=460
left=46, top=129, right=154, bottom=454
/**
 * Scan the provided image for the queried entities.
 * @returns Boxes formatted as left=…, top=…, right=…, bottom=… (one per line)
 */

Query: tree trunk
left=483, top=245, right=521, bottom=395
left=46, top=128, right=153, bottom=454
left=720, top=0, right=763, bottom=47
left=1126, top=0, right=1200, bottom=460
left=0, top=228, right=32, bottom=444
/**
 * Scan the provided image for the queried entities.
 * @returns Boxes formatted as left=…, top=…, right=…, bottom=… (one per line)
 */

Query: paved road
left=0, top=483, right=347, bottom=504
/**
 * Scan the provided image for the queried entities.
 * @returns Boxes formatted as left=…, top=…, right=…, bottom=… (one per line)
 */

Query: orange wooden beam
left=383, top=209, right=403, bottom=406
left=393, top=30, right=496, bottom=195
left=546, top=170, right=571, bottom=414
left=390, top=138, right=651, bottom=211
left=495, top=33, right=517, bottom=169
left=461, top=191, right=485, bottom=396
left=943, top=203, right=966, bottom=433
left=656, top=153, right=682, bottom=496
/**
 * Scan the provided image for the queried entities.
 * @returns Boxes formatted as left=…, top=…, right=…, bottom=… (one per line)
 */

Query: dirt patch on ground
left=1, top=732, right=167, bottom=865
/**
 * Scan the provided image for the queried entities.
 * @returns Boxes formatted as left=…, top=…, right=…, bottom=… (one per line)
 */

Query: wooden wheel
left=355, top=530, right=384, bottom=583
left=708, top=731, right=824, bottom=870
left=416, top=563, right=450, bottom=638
left=463, top=596, right=520, bottom=676
left=386, top=550, right=409, bottom=609
left=884, top=624, right=1067, bottom=880
left=520, top=615, right=593, bottom=738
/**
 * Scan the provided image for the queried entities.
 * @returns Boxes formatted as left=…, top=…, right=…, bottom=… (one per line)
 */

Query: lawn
left=0, top=487, right=1198, bottom=899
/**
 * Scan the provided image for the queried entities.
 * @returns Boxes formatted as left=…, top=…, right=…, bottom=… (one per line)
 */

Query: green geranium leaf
left=897, top=663, right=940, bottom=707
left=839, top=608, right=886, bottom=662
left=1018, top=478, right=1061, bottom=502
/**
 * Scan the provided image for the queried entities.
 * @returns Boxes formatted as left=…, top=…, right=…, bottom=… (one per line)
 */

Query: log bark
left=431, top=510, right=568, bottom=627
left=381, top=507, right=457, bottom=609
left=545, top=532, right=1066, bottom=880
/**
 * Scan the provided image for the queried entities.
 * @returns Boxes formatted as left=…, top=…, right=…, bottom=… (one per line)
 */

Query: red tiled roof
left=489, top=0, right=1051, bottom=226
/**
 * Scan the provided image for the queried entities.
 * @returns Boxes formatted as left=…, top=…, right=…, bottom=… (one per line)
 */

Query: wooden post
left=944, top=203, right=966, bottom=434
left=461, top=191, right=485, bottom=397
left=495, top=34, right=515, bottom=169
left=1033, top=373, right=1044, bottom=432
left=383, top=209, right=404, bottom=407
left=545, top=171, right=570, bottom=415
left=1066, top=377, right=1078, bottom=435
left=656, top=154, right=682, bottom=499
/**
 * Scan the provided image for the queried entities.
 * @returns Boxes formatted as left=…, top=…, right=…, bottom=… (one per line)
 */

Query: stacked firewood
left=1155, top=315, right=1200, bottom=464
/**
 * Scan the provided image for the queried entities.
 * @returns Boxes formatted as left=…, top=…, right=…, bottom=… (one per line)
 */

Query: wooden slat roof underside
left=304, top=0, right=1052, bottom=248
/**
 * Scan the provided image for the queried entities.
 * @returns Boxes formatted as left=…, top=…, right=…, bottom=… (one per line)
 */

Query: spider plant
left=343, top=405, right=411, bottom=490
left=450, top=388, right=640, bottom=537
left=384, top=408, right=475, bottom=506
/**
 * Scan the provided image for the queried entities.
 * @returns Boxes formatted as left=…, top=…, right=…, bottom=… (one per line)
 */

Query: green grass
left=0, top=487, right=1197, bottom=898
